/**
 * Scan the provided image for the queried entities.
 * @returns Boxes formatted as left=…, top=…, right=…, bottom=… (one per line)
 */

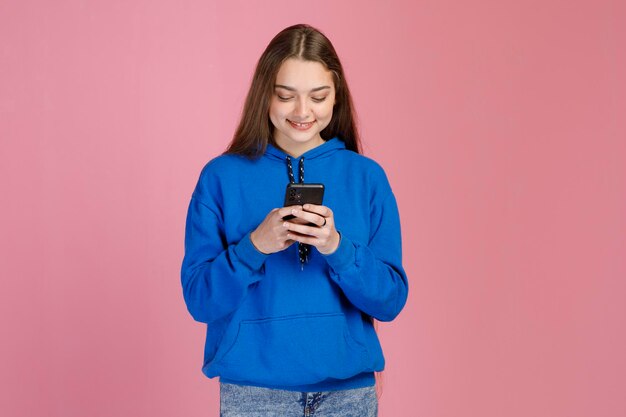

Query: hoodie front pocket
left=212, top=313, right=369, bottom=386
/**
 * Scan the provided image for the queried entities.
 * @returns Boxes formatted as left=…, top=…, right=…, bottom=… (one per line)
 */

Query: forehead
left=275, top=58, right=334, bottom=90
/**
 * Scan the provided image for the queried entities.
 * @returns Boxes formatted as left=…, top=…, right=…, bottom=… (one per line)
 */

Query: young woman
left=181, top=24, right=408, bottom=416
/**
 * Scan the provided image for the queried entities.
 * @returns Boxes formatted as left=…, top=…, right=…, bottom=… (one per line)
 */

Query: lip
left=288, top=119, right=315, bottom=130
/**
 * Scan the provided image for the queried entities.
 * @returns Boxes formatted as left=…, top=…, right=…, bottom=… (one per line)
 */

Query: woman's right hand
left=249, top=206, right=302, bottom=254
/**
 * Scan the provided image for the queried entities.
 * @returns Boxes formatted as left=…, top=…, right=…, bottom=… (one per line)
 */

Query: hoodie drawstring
left=286, top=156, right=309, bottom=267
left=286, top=155, right=304, bottom=184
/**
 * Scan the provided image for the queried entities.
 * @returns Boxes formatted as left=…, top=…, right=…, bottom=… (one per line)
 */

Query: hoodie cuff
left=323, top=232, right=356, bottom=273
left=233, top=232, right=268, bottom=271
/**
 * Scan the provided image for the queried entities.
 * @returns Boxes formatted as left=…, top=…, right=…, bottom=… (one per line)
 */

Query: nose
left=293, top=97, right=309, bottom=119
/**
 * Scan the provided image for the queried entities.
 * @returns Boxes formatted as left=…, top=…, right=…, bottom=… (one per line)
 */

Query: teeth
left=290, top=120, right=312, bottom=127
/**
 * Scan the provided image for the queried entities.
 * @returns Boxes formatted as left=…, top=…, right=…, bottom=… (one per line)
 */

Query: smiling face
left=269, top=58, right=336, bottom=157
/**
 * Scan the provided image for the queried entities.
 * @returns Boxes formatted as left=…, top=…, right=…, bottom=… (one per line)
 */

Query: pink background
left=1, top=0, right=625, bottom=416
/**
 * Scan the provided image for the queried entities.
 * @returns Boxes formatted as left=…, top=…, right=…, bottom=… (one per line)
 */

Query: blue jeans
left=220, top=382, right=378, bottom=417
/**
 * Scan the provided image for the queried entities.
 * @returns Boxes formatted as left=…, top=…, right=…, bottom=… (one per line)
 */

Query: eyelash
left=277, top=95, right=327, bottom=103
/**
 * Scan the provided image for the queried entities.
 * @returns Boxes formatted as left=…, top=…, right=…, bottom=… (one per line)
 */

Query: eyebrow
left=274, top=84, right=331, bottom=93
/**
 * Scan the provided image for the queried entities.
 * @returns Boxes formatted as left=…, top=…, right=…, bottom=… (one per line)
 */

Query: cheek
left=318, top=94, right=336, bottom=121
left=269, top=101, right=290, bottom=120
left=268, top=103, right=283, bottom=125
left=318, top=103, right=334, bottom=121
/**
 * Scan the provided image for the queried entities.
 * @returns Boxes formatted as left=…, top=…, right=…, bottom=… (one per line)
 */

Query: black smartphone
left=282, top=183, right=325, bottom=221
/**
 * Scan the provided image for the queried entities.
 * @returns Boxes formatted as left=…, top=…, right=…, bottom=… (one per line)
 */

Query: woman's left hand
left=284, top=204, right=340, bottom=255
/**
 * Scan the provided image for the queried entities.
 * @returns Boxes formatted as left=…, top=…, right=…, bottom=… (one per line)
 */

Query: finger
left=284, top=216, right=312, bottom=226
left=278, top=205, right=302, bottom=219
left=287, top=207, right=325, bottom=227
left=302, top=204, right=332, bottom=218
left=284, top=221, right=322, bottom=238
left=287, top=233, right=320, bottom=246
left=281, top=238, right=296, bottom=248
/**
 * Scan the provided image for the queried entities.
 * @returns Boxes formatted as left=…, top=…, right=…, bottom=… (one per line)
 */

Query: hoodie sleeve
left=323, top=169, right=408, bottom=322
left=180, top=164, right=268, bottom=324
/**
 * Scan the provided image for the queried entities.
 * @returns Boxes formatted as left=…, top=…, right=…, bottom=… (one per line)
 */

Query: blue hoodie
left=181, top=138, right=408, bottom=392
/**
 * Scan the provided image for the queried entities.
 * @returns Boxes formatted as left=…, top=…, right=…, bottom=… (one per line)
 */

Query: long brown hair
left=225, top=24, right=361, bottom=158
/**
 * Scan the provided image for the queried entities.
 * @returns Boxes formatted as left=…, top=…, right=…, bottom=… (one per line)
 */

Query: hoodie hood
left=263, top=137, right=347, bottom=162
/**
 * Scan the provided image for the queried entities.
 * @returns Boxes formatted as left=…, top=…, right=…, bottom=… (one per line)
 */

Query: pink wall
left=1, top=0, right=625, bottom=416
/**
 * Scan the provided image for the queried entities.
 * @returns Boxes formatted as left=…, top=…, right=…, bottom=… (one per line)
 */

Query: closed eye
left=311, top=96, right=328, bottom=103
